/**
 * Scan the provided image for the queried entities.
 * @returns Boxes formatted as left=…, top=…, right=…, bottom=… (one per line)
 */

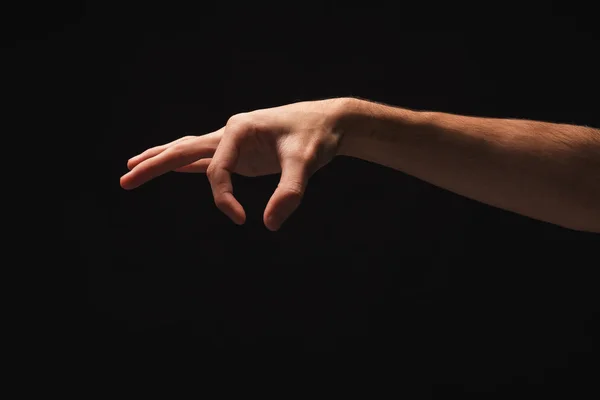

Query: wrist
left=333, top=97, right=418, bottom=159
left=331, top=97, right=370, bottom=157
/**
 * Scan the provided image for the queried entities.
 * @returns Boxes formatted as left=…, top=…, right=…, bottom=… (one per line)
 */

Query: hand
left=120, top=98, right=349, bottom=231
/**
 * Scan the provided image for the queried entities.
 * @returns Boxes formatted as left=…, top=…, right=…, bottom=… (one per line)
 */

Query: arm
left=336, top=98, right=600, bottom=233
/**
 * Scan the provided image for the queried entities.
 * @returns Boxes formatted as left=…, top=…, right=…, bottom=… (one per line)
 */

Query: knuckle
left=169, top=144, right=188, bottom=157
left=226, top=113, right=255, bottom=133
left=287, top=149, right=307, bottom=164
left=227, top=113, right=248, bottom=126
left=206, top=165, right=217, bottom=179
left=289, top=142, right=319, bottom=165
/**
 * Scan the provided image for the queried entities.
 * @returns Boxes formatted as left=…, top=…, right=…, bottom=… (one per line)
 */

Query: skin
left=120, top=97, right=600, bottom=233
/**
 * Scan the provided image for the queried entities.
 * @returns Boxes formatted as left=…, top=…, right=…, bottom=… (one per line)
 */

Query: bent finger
left=207, top=126, right=247, bottom=225
left=263, top=158, right=309, bottom=231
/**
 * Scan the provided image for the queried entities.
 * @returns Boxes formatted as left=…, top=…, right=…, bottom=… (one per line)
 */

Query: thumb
left=264, top=158, right=309, bottom=231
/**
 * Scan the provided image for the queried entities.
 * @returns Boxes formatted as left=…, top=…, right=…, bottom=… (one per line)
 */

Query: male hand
left=120, top=98, right=349, bottom=231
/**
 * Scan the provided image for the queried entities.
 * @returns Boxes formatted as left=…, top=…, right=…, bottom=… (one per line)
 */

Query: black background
left=23, top=0, right=598, bottom=392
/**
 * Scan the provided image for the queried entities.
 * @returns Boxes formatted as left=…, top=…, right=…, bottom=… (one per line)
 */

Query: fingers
left=127, top=136, right=195, bottom=170
left=120, top=138, right=216, bottom=189
left=206, top=124, right=246, bottom=225
left=263, top=158, right=309, bottom=231
left=174, top=158, right=212, bottom=173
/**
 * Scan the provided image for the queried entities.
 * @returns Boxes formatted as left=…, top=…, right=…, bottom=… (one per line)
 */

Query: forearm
left=335, top=98, right=600, bottom=232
